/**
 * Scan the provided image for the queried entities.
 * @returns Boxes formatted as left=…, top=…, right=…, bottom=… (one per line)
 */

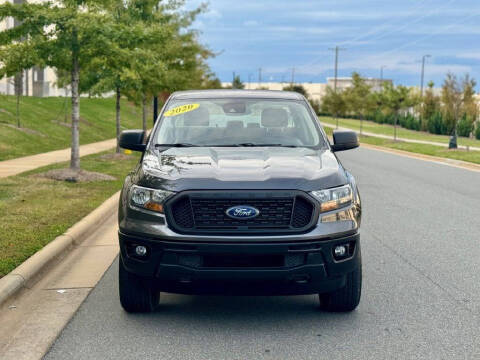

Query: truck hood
left=136, top=147, right=348, bottom=192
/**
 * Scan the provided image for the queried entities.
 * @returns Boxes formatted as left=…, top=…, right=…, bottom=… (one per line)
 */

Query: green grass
left=0, top=150, right=140, bottom=278
left=323, top=126, right=480, bottom=165
left=320, top=116, right=480, bottom=148
left=0, top=95, right=151, bottom=161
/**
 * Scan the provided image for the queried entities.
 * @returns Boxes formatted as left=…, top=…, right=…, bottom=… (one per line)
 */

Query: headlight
left=310, top=184, right=353, bottom=212
left=130, top=185, right=174, bottom=213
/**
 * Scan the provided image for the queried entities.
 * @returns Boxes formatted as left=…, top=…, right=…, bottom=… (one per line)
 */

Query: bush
left=475, top=124, right=480, bottom=140
left=427, top=112, right=447, bottom=135
left=456, top=115, right=474, bottom=137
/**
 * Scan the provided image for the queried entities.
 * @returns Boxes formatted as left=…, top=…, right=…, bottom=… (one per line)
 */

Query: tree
left=321, top=86, right=347, bottom=128
left=0, top=0, right=117, bottom=171
left=421, top=81, right=439, bottom=131
left=342, top=72, right=375, bottom=135
left=377, top=83, right=412, bottom=141
left=283, top=84, right=309, bottom=97
left=232, top=75, right=245, bottom=89
left=118, top=0, right=211, bottom=132
left=441, top=72, right=463, bottom=139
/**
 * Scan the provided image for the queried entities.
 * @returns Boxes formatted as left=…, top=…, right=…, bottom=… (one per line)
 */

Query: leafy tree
left=441, top=72, right=463, bottom=137
left=321, top=86, right=347, bottom=128
left=232, top=75, right=245, bottom=89
left=377, top=83, right=412, bottom=140
left=0, top=0, right=117, bottom=171
left=421, top=81, right=439, bottom=131
left=342, top=72, right=375, bottom=134
left=283, top=84, right=309, bottom=97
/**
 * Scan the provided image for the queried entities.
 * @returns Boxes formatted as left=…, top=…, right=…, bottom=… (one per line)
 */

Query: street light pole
left=329, top=46, right=346, bottom=129
left=380, top=65, right=386, bottom=81
left=420, top=54, right=431, bottom=97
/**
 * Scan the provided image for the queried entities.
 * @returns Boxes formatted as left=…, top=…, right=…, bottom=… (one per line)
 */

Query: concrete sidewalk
left=322, top=122, right=480, bottom=151
left=0, top=138, right=116, bottom=178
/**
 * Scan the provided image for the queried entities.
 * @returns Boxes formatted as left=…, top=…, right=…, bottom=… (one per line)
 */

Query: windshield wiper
left=154, top=143, right=199, bottom=148
left=230, top=143, right=299, bottom=147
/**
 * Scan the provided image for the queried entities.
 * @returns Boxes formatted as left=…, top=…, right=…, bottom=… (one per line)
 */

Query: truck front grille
left=166, top=191, right=317, bottom=235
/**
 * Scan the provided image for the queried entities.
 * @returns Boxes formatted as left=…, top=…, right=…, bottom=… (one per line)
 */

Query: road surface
left=44, top=147, right=480, bottom=360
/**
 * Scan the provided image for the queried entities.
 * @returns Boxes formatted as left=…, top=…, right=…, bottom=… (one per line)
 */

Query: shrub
left=475, top=123, right=480, bottom=140
left=427, top=112, right=447, bottom=135
left=456, top=115, right=474, bottom=137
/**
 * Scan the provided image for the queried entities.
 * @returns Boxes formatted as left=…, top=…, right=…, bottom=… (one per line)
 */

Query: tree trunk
left=116, top=86, right=121, bottom=154
left=14, top=72, right=23, bottom=127
left=16, top=93, right=21, bottom=128
left=394, top=112, right=398, bottom=141
left=142, top=94, right=147, bottom=133
left=70, top=35, right=80, bottom=171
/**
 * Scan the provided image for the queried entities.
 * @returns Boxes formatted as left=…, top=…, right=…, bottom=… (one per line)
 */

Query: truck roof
left=170, top=89, right=304, bottom=100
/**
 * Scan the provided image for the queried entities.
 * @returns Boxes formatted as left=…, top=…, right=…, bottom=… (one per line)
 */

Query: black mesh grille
left=191, top=198, right=293, bottom=228
left=166, top=191, right=316, bottom=234
left=291, top=196, right=314, bottom=228
left=171, top=196, right=194, bottom=228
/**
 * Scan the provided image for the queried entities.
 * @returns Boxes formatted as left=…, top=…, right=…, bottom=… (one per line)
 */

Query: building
left=222, top=77, right=392, bottom=103
left=326, top=77, right=392, bottom=93
left=0, top=0, right=62, bottom=97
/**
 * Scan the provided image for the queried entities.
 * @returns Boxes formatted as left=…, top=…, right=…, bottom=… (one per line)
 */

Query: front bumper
left=119, top=231, right=361, bottom=295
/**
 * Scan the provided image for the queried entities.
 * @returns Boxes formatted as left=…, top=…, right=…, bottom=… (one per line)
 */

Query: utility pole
left=290, top=67, right=295, bottom=87
left=329, top=46, right=346, bottom=128
left=380, top=65, right=386, bottom=81
left=258, top=68, right=262, bottom=86
left=420, top=54, right=431, bottom=97
left=248, top=73, right=253, bottom=89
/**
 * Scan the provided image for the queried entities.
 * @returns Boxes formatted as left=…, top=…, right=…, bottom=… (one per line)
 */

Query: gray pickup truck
left=118, top=90, right=362, bottom=313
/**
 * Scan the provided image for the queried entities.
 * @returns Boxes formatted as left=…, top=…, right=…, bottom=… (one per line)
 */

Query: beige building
left=223, top=77, right=392, bottom=103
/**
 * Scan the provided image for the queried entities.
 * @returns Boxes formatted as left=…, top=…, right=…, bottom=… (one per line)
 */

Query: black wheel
left=119, top=259, right=159, bottom=313
left=319, top=265, right=362, bottom=312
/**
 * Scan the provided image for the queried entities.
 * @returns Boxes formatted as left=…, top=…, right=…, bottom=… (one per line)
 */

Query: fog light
left=135, top=245, right=147, bottom=257
left=334, top=245, right=347, bottom=257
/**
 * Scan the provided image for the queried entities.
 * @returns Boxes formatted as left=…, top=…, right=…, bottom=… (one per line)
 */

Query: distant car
left=118, top=89, right=362, bottom=312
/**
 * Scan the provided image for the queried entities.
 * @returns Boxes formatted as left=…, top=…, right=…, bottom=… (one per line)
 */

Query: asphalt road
left=44, top=147, right=480, bottom=360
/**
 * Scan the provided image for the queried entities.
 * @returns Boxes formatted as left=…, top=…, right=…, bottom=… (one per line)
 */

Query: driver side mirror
left=119, top=130, right=146, bottom=152
left=331, top=130, right=359, bottom=152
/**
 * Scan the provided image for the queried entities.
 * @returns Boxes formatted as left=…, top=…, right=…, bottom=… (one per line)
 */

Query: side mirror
left=119, top=130, right=146, bottom=152
left=331, top=130, right=359, bottom=152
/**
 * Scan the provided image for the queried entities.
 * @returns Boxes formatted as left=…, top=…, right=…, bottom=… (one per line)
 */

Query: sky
left=187, top=0, right=480, bottom=89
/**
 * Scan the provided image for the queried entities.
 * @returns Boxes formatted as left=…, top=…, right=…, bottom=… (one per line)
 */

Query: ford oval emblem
left=225, top=205, right=260, bottom=220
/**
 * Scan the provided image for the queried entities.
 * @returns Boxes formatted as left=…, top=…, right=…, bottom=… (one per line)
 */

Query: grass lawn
left=0, top=95, right=151, bottom=161
left=323, top=126, right=480, bottom=165
left=0, top=150, right=140, bottom=278
left=320, top=116, right=480, bottom=148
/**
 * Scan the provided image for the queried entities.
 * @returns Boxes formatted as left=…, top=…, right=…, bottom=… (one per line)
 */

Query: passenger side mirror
left=331, top=130, right=359, bottom=152
left=119, top=130, right=147, bottom=152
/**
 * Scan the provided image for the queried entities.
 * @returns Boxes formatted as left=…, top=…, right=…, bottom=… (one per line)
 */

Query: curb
left=360, top=143, right=480, bottom=173
left=0, top=191, right=120, bottom=306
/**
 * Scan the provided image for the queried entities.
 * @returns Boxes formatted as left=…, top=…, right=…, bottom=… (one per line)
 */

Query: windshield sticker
left=164, top=103, right=200, bottom=117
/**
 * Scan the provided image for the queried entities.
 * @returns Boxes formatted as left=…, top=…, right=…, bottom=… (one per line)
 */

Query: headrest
left=226, top=120, right=244, bottom=130
left=184, top=107, right=210, bottom=126
left=261, top=108, right=288, bottom=128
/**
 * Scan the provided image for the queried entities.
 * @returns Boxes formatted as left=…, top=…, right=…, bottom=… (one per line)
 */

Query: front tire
left=119, top=259, right=159, bottom=313
left=319, top=265, right=362, bottom=312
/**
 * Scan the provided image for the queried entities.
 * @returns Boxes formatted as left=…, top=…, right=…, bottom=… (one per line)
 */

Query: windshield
left=154, top=98, right=325, bottom=147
